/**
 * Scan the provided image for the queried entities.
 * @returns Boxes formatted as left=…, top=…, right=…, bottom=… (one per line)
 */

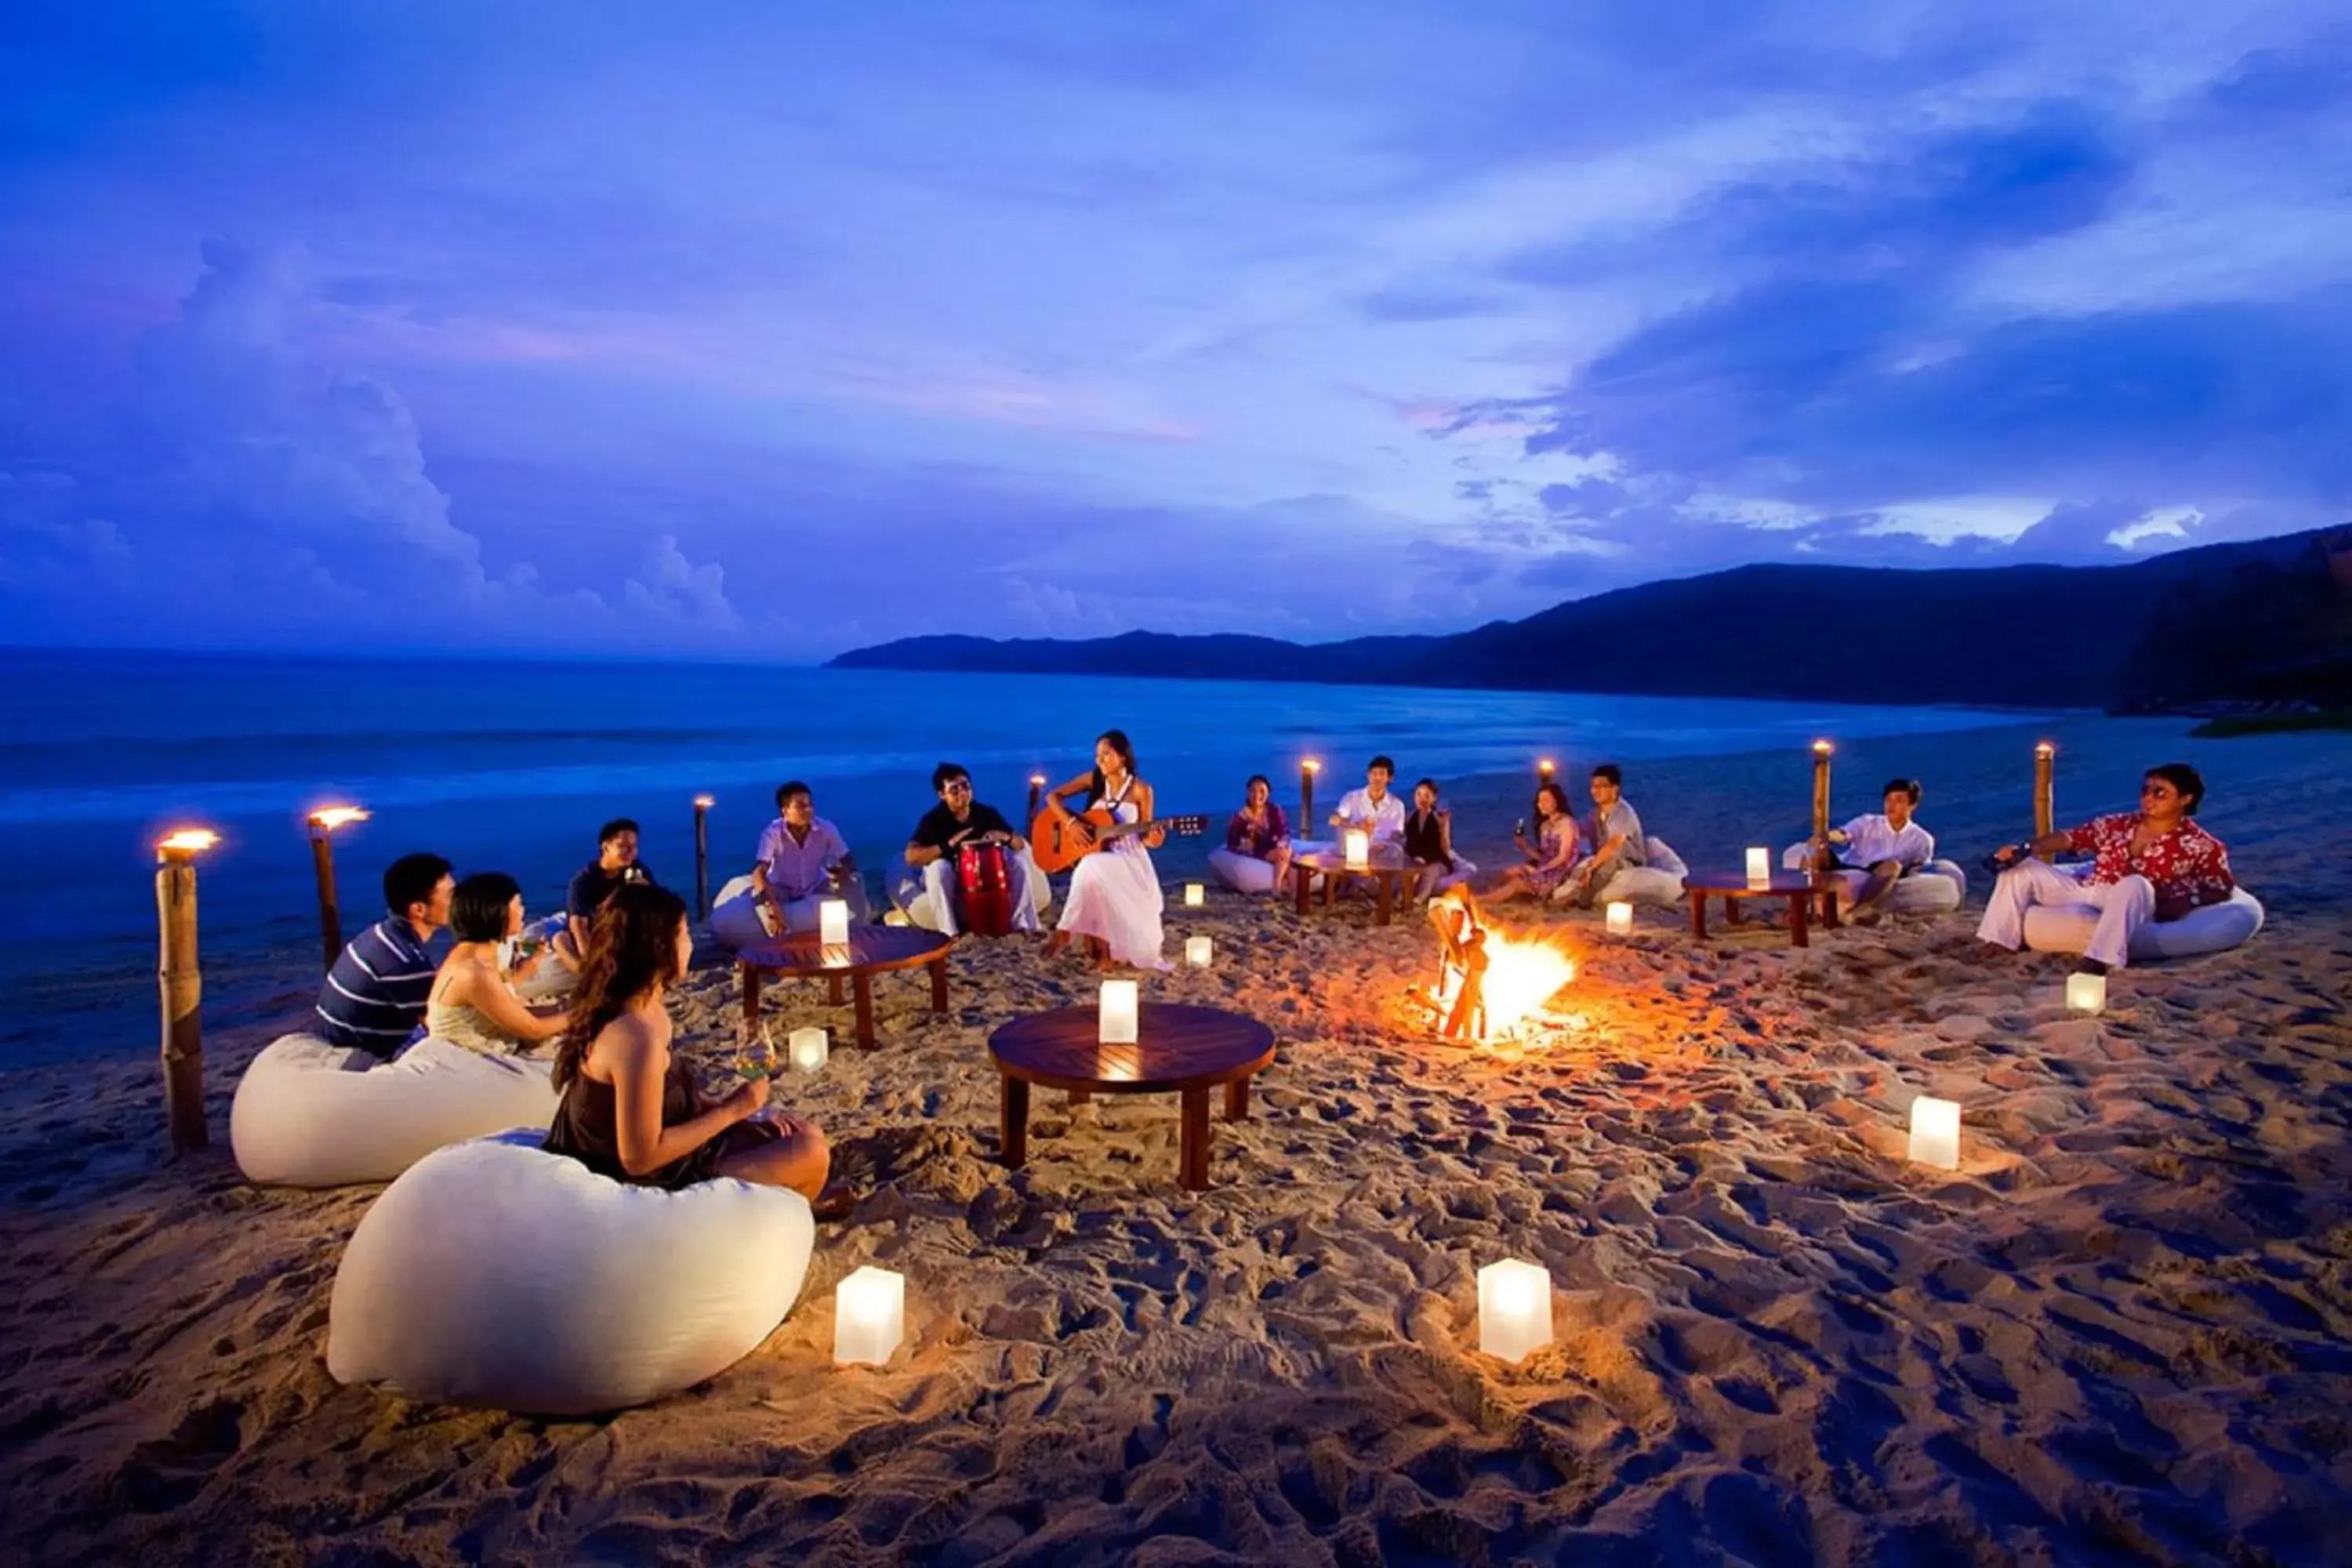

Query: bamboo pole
left=1811, top=740, right=1834, bottom=839
left=693, top=795, right=713, bottom=921
left=155, top=833, right=216, bottom=1154
left=1027, top=774, right=1045, bottom=824
left=1301, top=759, right=1320, bottom=833
left=308, top=829, right=342, bottom=972
left=2034, top=743, right=2056, bottom=839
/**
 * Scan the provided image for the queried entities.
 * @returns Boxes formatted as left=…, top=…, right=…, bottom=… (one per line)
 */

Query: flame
left=157, top=828, right=220, bottom=855
left=1430, top=893, right=1577, bottom=1042
left=1812, top=739, right=1834, bottom=756
left=1537, top=757, right=1555, bottom=774
left=2034, top=741, right=2056, bottom=758
left=1029, top=774, right=1046, bottom=786
left=307, top=805, right=371, bottom=831
left=1303, top=758, right=1322, bottom=774
left=693, top=793, right=716, bottom=808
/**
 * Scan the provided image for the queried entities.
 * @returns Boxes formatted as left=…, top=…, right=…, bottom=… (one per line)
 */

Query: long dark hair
left=448, top=871, right=521, bottom=943
left=1087, top=729, right=1138, bottom=806
left=1533, top=782, right=1570, bottom=822
left=554, top=881, right=688, bottom=1092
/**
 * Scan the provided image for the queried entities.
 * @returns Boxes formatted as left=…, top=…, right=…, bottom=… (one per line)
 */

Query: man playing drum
left=900, top=762, right=1044, bottom=936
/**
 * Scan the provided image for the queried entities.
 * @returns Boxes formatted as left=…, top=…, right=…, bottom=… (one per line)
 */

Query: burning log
left=1426, top=885, right=1577, bottom=1045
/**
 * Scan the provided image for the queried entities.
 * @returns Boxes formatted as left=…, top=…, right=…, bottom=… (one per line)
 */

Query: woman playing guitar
left=1040, top=730, right=1170, bottom=971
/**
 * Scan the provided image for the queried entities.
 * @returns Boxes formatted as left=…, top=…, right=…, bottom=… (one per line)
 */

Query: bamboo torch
left=1537, top=757, right=1556, bottom=792
left=692, top=795, right=714, bottom=920
left=156, top=828, right=219, bottom=1154
left=1301, top=758, right=1321, bottom=832
left=306, top=805, right=369, bottom=971
left=2034, top=742, right=2055, bottom=839
left=1811, top=740, right=1834, bottom=840
left=1028, top=774, right=1046, bottom=823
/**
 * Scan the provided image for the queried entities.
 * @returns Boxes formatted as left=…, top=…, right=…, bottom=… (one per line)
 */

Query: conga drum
left=956, top=842, right=1014, bottom=936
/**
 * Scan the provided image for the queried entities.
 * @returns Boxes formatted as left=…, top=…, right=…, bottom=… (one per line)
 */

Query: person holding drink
left=543, top=883, right=848, bottom=1215
left=424, top=871, right=568, bottom=1055
left=1402, top=779, right=1474, bottom=902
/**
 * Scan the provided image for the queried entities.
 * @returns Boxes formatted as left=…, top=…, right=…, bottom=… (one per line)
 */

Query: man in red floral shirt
left=1978, top=763, right=2234, bottom=972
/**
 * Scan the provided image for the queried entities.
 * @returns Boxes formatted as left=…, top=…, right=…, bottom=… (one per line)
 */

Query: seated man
left=1209, top=774, right=1294, bottom=894
left=555, top=818, right=657, bottom=967
left=1812, top=776, right=1935, bottom=924
left=1558, top=763, right=1646, bottom=908
left=1978, top=762, right=2234, bottom=973
left=1330, top=754, right=1406, bottom=844
left=753, top=780, right=873, bottom=933
left=900, top=761, right=1041, bottom=935
left=313, top=852, right=454, bottom=1060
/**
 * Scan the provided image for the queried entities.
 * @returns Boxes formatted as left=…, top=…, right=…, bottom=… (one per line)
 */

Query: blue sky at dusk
left=2, top=2, right=2347, bottom=658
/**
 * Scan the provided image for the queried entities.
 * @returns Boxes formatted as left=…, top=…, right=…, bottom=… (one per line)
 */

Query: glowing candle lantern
left=833, top=1266, right=905, bottom=1366
left=2066, top=972, right=2106, bottom=1015
left=1606, top=901, right=1634, bottom=936
left=1909, top=1095, right=1961, bottom=1171
left=1183, top=882, right=1204, bottom=908
left=1745, top=847, right=1771, bottom=884
left=1345, top=829, right=1370, bottom=869
left=789, top=1026, right=829, bottom=1074
left=818, top=898, right=850, bottom=946
left=1477, top=1258, right=1552, bottom=1362
left=1099, top=979, right=1139, bottom=1044
left=1185, top=935, right=1213, bottom=967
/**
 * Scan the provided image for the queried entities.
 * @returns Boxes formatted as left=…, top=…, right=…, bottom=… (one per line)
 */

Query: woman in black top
left=1402, top=778, right=1472, bottom=902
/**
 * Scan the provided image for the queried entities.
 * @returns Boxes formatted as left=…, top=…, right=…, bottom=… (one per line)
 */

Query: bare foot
left=1041, top=931, right=1070, bottom=960
left=809, top=1181, right=858, bottom=1223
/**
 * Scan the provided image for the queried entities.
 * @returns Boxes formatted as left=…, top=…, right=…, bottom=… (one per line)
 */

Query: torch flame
left=693, top=794, right=715, bottom=808
left=2034, top=741, right=2055, bottom=758
left=1538, top=757, right=1556, bottom=775
left=307, top=805, right=371, bottom=831
left=158, top=828, right=220, bottom=855
left=1813, top=739, right=1833, bottom=756
left=1303, top=758, right=1322, bottom=774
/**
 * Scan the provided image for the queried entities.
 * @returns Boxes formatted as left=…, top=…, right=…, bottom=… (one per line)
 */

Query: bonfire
left=1425, top=886, right=1577, bottom=1044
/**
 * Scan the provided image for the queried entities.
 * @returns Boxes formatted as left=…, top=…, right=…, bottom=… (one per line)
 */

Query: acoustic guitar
left=1029, top=808, right=1210, bottom=876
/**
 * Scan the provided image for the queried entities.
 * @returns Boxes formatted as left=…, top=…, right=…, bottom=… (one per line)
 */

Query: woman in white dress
left=1040, top=730, right=1169, bottom=971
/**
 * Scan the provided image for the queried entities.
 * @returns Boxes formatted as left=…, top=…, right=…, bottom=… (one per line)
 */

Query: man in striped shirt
left=314, top=853, right=454, bottom=1058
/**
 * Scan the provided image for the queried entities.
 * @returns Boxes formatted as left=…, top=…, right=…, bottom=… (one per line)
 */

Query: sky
left=1, top=2, right=2347, bottom=659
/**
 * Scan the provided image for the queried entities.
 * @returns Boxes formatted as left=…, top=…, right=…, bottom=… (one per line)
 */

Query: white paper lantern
left=789, top=1026, right=828, bottom=1074
left=1476, top=1258, right=1552, bottom=1362
left=1745, top=847, right=1771, bottom=883
left=2065, top=972, right=2107, bottom=1015
left=1098, top=979, right=1139, bottom=1044
left=1605, top=901, right=1633, bottom=936
left=833, top=1266, right=904, bottom=1366
left=1345, top=829, right=1370, bottom=869
left=818, top=898, right=851, bottom=946
left=1185, top=935, right=1213, bottom=967
left=1183, top=882, right=1204, bottom=908
left=1909, top=1095, right=1961, bottom=1171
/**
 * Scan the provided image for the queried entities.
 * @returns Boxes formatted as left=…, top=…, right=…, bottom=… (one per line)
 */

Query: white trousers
left=775, top=880, right=874, bottom=934
left=902, top=855, right=1042, bottom=935
left=1978, top=860, right=2154, bottom=970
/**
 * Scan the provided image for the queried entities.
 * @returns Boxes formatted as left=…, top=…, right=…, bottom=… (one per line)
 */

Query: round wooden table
left=1292, top=844, right=1414, bottom=926
left=735, top=927, right=956, bottom=1049
left=988, top=1003, right=1276, bottom=1190
left=1685, top=871, right=1841, bottom=949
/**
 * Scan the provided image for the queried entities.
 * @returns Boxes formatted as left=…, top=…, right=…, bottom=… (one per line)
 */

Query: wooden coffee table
left=989, top=1003, right=1276, bottom=1190
left=1292, top=844, right=1413, bottom=927
left=1685, top=871, right=1840, bottom=949
left=736, top=927, right=956, bottom=1049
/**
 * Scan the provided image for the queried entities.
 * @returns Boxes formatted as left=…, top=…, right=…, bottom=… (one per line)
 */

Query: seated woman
left=544, top=882, right=835, bottom=1205
left=1208, top=774, right=1293, bottom=895
left=1486, top=783, right=1580, bottom=903
left=1402, top=779, right=1475, bottom=902
left=1978, top=762, right=2234, bottom=973
left=426, top=872, right=568, bottom=1056
left=1040, top=729, right=1168, bottom=971
left=1811, top=776, right=1935, bottom=924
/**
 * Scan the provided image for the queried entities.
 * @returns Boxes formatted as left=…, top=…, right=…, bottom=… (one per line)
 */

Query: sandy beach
left=2, top=716, right=2348, bottom=1565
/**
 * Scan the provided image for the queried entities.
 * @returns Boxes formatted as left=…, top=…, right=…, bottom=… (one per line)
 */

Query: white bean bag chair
left=327, top=1129, right=815, bottom=1414
left=1780, top=844, right=1967, bottom=915
left=231, top=1034, right=560, bottom=1189
left=710, top=874, right=881, bottom=949
left=2022, top=884, right=2266, bottom=961
left=1581, top=837, right=1688, bottom=908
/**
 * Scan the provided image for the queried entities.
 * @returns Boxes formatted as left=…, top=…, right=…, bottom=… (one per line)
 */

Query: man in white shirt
left=1331, top=754, right=1408, bottom=844
left=1812, top=777, right=1935, bottom=924
left=752, top=780, right=872, bottom=933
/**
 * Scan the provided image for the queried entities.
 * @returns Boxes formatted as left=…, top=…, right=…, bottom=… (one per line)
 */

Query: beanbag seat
left=231, top=1034, right=559, bottom=1189
left=1581, top=837, right=1688, bottom=908
left=2021, top=884, right=2265, bottom=961
left=1780, top=844, right=1967, bottom=915
left=327, top=1129, right=815, bottom=1414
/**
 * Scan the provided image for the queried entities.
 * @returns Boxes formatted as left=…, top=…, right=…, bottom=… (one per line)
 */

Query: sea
left=0, top=648, right=2028, bottom=1067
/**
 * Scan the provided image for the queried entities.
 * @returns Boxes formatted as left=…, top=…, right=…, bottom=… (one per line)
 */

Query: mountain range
left=831, top=526, right=2352, bottom=711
